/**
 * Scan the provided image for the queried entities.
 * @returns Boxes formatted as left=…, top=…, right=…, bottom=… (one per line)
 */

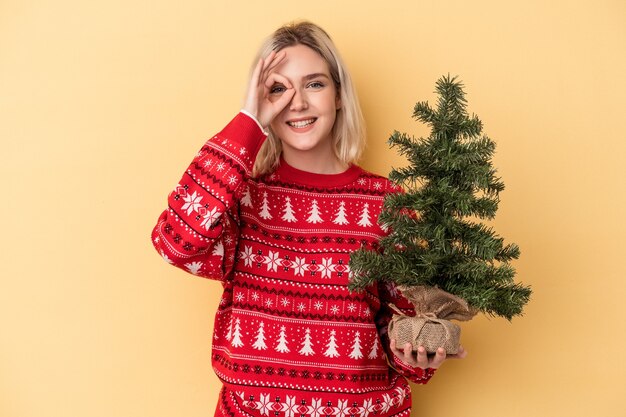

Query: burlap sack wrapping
left=388, top=285, right=477, bottom=354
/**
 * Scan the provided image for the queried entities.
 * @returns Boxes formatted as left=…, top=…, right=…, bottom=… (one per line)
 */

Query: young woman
left=151, top=21, right=464, bottom=417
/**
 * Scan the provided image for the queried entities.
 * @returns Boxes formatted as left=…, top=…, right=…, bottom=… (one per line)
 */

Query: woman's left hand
left=389, top=339, right=467, bottom=369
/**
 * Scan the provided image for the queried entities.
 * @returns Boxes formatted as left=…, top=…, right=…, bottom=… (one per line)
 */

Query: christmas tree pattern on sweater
left=152, top=113, right=435, bottom=417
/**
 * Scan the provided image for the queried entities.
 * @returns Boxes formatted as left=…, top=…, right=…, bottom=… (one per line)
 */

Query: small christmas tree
left=349, top=75, right=531, bottom=351
left=231, top=318, right=244, bottom=348
left=357, top=203, right=372, bottom=227
left=307, top=200, right=323, bottom=223
left=299, top=328, right=315, bottom=356
left=349, top=331, right=364, bottom=359
left=275, top=325, right=290, bottom=353
left=282, top=196, right=297, bottom=222
left=368, top=336, right=380, bottom=359
left=259, top=192, right=272, bottom=220
left=323, top=329, right=340, bottom=358
left=333, top=201, right=349, bottom=225
left=252, top=321, right=268, bottom=350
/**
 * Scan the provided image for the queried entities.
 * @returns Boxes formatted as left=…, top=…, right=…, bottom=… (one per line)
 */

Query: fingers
left=390, top=340, right=458, bottom=370
left=458, top=345, right=467, bottom=359
left=250, top=57, right=264, bottom=89
left=404, top=342, right=417, bottom=365
left=389, top=338, right=407, bottom=355
left=389, top=338, right=400, bottom=356
left=246, top=50, right=287, bottom=101
left=264, top=51, right=287, bottom=81
left=244, top=50, right=291, bottom=126
left=264, top=72, right=292, bottom=91
left=244, top=58, right=264, bottom=112
left=447, top=345, right=468, bottom=360
left=390, top=339, right=412, bottom=364
left=390, top=338, right=396, bottom=350
left=257, top=51, right=276, bottom=88
left=260, top=50, right=287, bottom=87
left=429, top=347, right=447, bottom=369
left=390, top=339, right=420, bottom=368
left=256, top=72, right=293, bottom=126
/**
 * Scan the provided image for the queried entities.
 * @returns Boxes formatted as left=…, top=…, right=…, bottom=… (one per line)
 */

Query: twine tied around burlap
left=387, top=285, right=478, bottom=354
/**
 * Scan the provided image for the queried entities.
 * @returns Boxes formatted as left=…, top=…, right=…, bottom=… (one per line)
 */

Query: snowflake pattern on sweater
left=152, top=113, right=435, bottom=417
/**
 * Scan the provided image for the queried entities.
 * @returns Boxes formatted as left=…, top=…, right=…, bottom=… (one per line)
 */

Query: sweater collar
left=273, top=156, right=363, bottom=188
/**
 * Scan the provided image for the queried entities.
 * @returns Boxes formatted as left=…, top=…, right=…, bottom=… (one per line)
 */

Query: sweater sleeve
left=375, top=281, right=436, bottom=384
left=150, top=112, right=267, bottom=282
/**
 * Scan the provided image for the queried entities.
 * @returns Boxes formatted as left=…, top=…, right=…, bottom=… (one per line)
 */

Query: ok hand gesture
left=243, top=50, right=295, bottom=129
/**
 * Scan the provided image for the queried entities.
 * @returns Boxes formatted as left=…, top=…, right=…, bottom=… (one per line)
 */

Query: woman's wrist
left=239, top=109, right=269, bottom=136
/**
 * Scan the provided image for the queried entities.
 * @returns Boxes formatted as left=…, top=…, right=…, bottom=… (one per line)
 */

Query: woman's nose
left=289, top=89, right=308, bottom=111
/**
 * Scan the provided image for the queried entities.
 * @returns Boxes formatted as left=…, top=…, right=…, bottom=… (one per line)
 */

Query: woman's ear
left=335, top=93, right=342, bottom=110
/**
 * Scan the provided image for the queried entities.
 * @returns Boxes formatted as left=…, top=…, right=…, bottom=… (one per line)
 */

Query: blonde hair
left=249, top=21, right=366, bottom=177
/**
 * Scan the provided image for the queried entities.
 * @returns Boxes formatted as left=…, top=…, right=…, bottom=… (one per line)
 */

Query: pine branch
left=349, top=75, right=531, bottom=319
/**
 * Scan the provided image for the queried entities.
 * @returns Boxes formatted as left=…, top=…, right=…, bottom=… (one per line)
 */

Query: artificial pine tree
left=349, top=75, right=531, bottom=353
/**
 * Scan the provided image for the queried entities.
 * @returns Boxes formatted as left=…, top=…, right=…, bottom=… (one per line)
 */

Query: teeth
left=288, top=119, right=316, bottom=128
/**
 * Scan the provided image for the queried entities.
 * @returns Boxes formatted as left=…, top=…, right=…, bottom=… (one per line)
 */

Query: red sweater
left=151, top=113, right=435, bottom=417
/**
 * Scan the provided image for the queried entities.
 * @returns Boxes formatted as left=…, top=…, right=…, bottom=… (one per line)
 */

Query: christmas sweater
left=151, top=112, right=435, bottom=417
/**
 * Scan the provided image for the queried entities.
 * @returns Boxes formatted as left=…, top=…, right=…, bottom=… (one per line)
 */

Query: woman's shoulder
left=352, top=165, right=403, bottom=195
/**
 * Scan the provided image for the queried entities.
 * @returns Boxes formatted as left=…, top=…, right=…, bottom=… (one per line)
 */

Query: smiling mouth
left=287, top=118, right=317, bottom=128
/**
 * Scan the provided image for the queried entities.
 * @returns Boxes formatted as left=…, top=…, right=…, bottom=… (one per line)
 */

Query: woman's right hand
left=243, top=50, right=295, bottom=129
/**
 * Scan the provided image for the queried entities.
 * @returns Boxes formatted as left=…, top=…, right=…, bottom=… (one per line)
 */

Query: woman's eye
left=270, top=84, right=286, bottom=94
left=308, top=81, right=324, bottom=89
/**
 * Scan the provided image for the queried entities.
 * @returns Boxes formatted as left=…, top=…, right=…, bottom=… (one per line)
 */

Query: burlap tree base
left=387, top=286, right=477, bottom=355
left=389, top=314, right=462, bottom=354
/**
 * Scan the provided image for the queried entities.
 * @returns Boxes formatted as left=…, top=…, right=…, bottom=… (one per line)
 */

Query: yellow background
left=2, top=0, right=625, bottom=416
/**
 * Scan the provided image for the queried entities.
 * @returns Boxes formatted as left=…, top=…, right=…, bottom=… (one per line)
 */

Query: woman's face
left=268, top=44, right=341, bottom=160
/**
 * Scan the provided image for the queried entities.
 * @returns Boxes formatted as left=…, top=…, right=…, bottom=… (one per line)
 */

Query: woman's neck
left=281, top=149, right=349, bottom=174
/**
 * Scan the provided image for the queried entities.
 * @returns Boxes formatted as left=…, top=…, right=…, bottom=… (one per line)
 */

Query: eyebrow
left=302, top=73, right=330, bottom=81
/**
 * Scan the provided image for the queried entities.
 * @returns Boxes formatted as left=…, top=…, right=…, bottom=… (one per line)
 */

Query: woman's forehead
left=274, top=44, right=331, bottom=80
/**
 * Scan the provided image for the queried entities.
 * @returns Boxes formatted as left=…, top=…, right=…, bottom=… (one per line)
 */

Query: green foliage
left=349, top=75, right=531, bottom=320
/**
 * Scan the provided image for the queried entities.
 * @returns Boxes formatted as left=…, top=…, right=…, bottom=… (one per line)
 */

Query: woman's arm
left=151, top=50, right=295, bottom=281
left=150, top=112, right=267, bottom=281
